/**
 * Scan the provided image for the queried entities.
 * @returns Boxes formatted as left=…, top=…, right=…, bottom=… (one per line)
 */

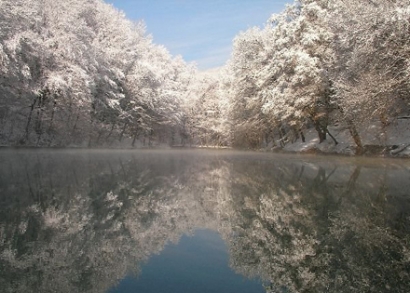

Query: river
left=0, top=149, right=409, bottom=293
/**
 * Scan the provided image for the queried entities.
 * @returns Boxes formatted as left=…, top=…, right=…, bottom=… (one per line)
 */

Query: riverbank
left=1, top=120, right=409, bottom=158
left=279, top=120, right=410, bottom=158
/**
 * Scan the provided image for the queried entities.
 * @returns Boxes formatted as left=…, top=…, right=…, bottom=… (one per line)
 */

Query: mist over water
left=1, top=149, right=409, bottom=293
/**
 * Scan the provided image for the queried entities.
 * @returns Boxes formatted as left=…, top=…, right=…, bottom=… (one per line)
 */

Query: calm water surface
left=0, top=149, right=409, bottom=293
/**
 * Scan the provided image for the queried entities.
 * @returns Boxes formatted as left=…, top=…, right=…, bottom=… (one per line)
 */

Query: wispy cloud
left=194, top=46, right=233, bottom=70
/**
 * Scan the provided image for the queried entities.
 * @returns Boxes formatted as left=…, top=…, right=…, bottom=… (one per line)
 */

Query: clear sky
left=105, top=0, right=290, bottom=70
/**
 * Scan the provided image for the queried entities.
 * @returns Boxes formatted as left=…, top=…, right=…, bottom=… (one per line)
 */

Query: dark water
left=0, top=149, right=410, bottom=293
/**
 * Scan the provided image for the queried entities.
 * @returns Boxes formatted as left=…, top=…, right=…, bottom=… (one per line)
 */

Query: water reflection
left=0, top=150, right=409, bottom=293
left=109, top=229, right=264, bottom=293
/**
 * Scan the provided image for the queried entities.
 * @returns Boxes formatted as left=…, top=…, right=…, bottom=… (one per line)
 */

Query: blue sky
left=105, top=0, right=290, bottom=70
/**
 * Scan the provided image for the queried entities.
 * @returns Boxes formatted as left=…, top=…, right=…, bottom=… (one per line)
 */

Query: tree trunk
left=347, top=119, right=363, bottom=153
left=326, top=128, right=338, bottom=145
left=379, top=113, right=389, bottom=145
left=106, top=121, right=116, bottom=142
left=131, top=130, right=139, bottom=147
left=71, top=111, right=80, bottom=139
left=25, top=96, right=38, bottom=141
left=7, top=116, right=15, bottom=141
left=35, top=94, right=47, bottom=146
left=47, top=98, right=57, bottom=146
left=277, top=127, right=285, bottom=147
left=34, top=94, right=44, bottom=136
left=291, top=126, right=300, bottom=143
left=149, top=129, right=153, bottom=147
left=315, top=121, right=327, bottom=143
left=300, top=129, right=306, bottom=143
left=275, top=123, right=288, bottom=147
left=48, top=98, right=57, bottom=133
left=95, top=131, right=103, bottom=145
left=119, top=122, right=128, bottom=142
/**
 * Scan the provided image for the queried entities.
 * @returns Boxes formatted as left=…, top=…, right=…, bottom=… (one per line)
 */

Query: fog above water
left=1, top=149, right=410, bottom=293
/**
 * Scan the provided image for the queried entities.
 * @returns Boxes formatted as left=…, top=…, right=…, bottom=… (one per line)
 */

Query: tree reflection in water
left=0, top=150, right=409, bottom=293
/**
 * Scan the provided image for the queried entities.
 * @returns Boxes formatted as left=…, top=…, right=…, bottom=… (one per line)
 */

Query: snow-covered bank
left=281, top=120, right=410, bottom=158
left=1, top=120, right=409, bottom=159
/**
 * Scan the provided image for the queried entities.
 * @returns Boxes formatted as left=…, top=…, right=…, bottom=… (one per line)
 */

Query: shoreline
left=1, top=143, right=409, bottom=158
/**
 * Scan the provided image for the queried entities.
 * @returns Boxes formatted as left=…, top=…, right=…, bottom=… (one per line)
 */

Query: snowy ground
left=282, top=119, right=410, bottom=157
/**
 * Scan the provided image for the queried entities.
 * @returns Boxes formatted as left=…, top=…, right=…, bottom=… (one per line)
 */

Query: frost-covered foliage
left=228, top=1, right=335, bottom=148
left=329, top=0, right=410, bottom=123
left=180, top=68, right=232, bottom=147
left=0, top=0, right=409, bottom=150
left=0, top=0, right=195, bottom=147
left=226, top=0, right=410, bottom=150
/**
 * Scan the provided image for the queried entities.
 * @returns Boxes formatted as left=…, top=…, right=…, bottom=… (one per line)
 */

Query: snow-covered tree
left=182, top=68, right=231, bottom=147
left=228, top=1, right=337, bottom=148
left=0, top=0, right=194, bottom=147
left=328, top=0, right=410, bottom=148
left=228, top=27, right=273, bottom=148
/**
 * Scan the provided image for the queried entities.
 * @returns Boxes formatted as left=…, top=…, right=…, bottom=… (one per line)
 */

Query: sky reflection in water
left=109, top=229, right=264, bottom=293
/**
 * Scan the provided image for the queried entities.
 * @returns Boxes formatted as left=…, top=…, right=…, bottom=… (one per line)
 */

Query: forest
left=0, top=0, right=409, bottom=153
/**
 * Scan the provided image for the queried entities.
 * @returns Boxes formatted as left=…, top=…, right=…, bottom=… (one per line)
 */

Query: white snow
left=282, top=119, right=410, bottom=157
